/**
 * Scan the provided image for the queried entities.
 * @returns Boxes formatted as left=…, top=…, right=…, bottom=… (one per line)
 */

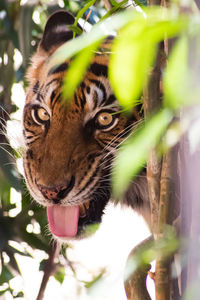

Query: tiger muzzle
left=37, top=176, right=75, bottom=204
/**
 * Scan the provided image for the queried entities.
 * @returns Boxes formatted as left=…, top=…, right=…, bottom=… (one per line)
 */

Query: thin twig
left=103, top=0, right=113, bottom=10
left=36, top=242, right=59, bottom=300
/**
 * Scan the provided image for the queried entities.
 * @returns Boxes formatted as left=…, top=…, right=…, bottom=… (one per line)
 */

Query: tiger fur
left=23, top=10, right=150, bottom=239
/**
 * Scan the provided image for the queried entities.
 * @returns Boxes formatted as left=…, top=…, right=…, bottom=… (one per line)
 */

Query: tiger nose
left=37, top=176, right=75, bottom=204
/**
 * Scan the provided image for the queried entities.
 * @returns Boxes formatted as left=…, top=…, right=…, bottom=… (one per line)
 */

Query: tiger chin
left=23, top=10, right=150, bottom=241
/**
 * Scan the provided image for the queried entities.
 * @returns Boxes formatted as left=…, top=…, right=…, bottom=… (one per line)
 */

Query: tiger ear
left=39, top=10, right=76, bottom=52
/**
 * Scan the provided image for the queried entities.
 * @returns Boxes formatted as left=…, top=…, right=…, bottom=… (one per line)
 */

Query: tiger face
left=23, top=11, right=142, bottom=239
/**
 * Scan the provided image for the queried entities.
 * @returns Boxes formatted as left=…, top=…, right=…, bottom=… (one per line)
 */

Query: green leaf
left=62, top=41, right=102, bottom=101
left=109, top=17, right=188, bottom=109
left=100, top=0, right=129, bottom=21
left=69, top=25, right=83, bottom=35
left=0, top=147, right=23, bottom=192
left=109, top=20, right=157, bottom=108
left=0, top=265, right=14, bottom=284
left=83, top=270, right=105, bottom=289
left=112, top=109, right=172, bottom=196
left=54, top=267, right=65, bottom=284
left=0, top=288, right=9, bottom=296
left=164, top=35, right=200, bottom=110
left=48, top=8, right=139, bottom=68
left=73, top=0, right=96, bottom=38
left=82, top=223, right=100, bottom=237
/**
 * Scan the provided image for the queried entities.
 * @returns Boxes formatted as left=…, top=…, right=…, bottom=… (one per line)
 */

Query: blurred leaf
left=49, top=7, right=188, bottom=68
left=0, top=148, right=22, bottom=192
left=20, top=231, right=49, bottom=253
left=48, top=8, right=140, bottom=68
left=54, top=267, right=65, bottom=284
left=0, top=265, right=14, bottom=285
left=100, top=0, right=128, bottom=21
left=39, top=258, right=47, bottom=271
left=19, top=4, right=34, bottom=69
left=73, top=0, right=96, bottom=38
left=82, top=223, right=100, bottom=237
left=109, top=18, right=188, bottom=109
left=62, top=41, right=101, bottom=101
left=7, top=244, right=30, bottom=258
left=164, top=35, right=200, bottom=110
left=69, top=25, right=83, bottom=35
left=83, top=270, right=105, bottom=289
left=112, top=109, right=172, bottom=196
left=14, top=291, right=24, bottom=298
left=0, top=288, right=10, bottom=296
left=125, top=226, right=178, bottom=281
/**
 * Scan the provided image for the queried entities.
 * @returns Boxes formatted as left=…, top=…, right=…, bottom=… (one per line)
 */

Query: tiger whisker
left=0, top=105, right=11, bottom=119
left=0, top=145, right=15, bottom=159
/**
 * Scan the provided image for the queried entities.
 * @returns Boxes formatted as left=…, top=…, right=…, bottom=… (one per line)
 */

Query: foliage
left=1, top=0, right=200, bottom=299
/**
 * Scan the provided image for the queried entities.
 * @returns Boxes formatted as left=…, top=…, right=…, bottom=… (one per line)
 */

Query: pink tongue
left=47, top=205, right=79, bottom=238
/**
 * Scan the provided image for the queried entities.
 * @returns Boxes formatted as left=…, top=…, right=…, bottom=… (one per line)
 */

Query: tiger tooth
left=79, top=203, right=86, bottom=217
left=84, top=201, right=90, bottom=210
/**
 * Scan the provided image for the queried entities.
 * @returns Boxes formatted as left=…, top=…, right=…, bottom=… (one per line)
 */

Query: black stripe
left=36, top=92, right=44, bottom=102
left=48, top=62, right=69, bottom=75
left=106, top=94, right=116, bottom=105
left=50, top=91, right=56, bottom=103
left=54, top=93, right=61, bottom=105
left=24, top=128, right=36, bottom=134
left=74, top=94, right=79, bottom=107
left=79, top=86, right=86, bottom=110
left=26, top=134, right=39, bottom=140
left=46, top=78, right=61, bottom=87
left=89, top=63, right=108, bottom=77
left=52, top=93, right=61, bottom=110
left=95, top=138, right=108, bottom=149
left=26, top=137, right=40, bottom=145
left=25, top=161, right=33, bottom=185
left=77, top=164, right=100, bottom=196
left=33, top=81, right=39, bottom=93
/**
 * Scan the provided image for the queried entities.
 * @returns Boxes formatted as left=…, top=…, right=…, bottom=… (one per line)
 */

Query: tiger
left=23, top=10, right=150, bottom=240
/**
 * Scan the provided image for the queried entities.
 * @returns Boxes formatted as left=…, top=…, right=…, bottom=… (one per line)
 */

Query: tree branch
left=103, top=0, right=113, bottom=10
left=144, top=43, right=164, bottom=234
left=125, top=236, right=153, bottom=300
left=156, top=144, right=180, bottom=300
left=36, top=242, right=59, bottom=300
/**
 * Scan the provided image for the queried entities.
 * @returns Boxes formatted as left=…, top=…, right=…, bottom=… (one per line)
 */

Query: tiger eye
left=97, top=112, right=113, bottom=126
left=37, top=108, right=49, bottom=121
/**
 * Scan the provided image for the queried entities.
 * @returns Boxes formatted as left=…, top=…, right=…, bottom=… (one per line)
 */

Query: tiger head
left=23, top=11, right=142, bottom=240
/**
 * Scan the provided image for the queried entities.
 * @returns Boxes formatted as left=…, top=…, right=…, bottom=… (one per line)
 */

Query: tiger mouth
left=47, top=192, right=110, bottom=239
left=79, top=201, right=90, bottom=218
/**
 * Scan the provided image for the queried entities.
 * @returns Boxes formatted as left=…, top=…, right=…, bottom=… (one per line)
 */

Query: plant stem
left=144, top=43, right=163, bottom=234
left=36, top=242, right=58, bottom=300
left=103, top=0, right=113, bottom=10
left=125, top=236, right=153, bottom=300
left=155, top=146, right=178, bottom=300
